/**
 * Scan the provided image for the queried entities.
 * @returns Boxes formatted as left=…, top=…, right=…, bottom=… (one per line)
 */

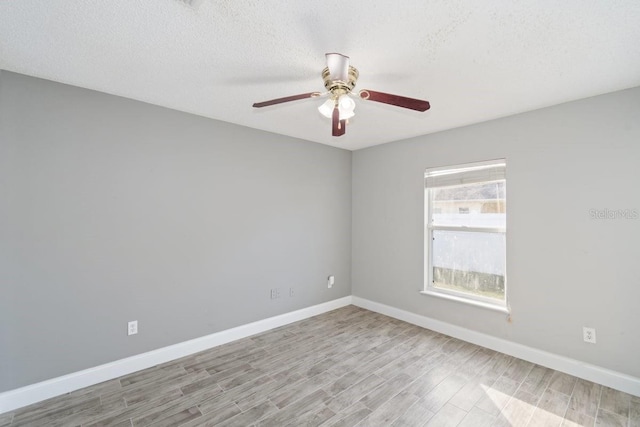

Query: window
left=423, top=159, right=507, bottom=310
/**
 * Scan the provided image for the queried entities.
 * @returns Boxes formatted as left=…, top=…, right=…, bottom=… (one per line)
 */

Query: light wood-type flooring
left=2, top=306, right=639, bottom=426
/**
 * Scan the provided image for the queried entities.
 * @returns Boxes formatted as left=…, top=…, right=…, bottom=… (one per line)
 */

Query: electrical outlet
left=270, top=288, right=281, bottom=299
left=289, top=287, right=295, bottom=297
left=583, top=327, right=596, bottom=344
left=328, top=275, right=335, bottom=289
left=128, top=320, right=138, bottom=336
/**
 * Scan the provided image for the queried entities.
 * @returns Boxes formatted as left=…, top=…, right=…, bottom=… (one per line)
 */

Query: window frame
left=423, top=159, right=508, bottom=312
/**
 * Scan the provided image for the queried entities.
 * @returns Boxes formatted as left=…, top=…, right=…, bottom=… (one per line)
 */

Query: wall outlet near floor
left=583, top=327, right=596, bottom=344
left=328, top=275, right=335, bottom=288
left=270, top=288, right=281, bottom=299
left=128, top=320, right=138, bottom=336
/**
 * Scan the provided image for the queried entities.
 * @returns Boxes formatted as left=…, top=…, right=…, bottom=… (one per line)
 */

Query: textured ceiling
left=1, top=1, right=639, bottom=150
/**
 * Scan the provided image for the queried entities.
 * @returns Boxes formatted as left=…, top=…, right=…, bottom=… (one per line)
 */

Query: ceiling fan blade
left=332, top=105, right=346, bottom=136
left=326, top=53, right=349, bottom=81
left=359, top=89, right=430, bottom=112
left=253, top=92, right=320, bottom=108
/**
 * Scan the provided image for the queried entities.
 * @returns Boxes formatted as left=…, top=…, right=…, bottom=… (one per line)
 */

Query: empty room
left=1, top=1, right=639, bottom=426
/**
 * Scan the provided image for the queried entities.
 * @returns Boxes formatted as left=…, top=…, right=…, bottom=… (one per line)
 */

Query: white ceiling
left=1, top=1, right=639, bottom=150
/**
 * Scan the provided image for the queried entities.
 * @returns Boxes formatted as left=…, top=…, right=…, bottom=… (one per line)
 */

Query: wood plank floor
left=2, top=306, right=639, bottom=426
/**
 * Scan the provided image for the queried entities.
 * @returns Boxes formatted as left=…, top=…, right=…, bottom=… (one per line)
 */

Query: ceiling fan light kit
left=318, top=96, right=355, bottom=120
left=252, top=53, right=430, bottom=137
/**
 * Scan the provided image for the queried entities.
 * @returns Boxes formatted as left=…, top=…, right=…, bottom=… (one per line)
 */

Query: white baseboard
left=352, top=296, right=640, bottom=397
left=0, top=296, right=353, bottom=414
left=3, top=294, right=638, bottom=415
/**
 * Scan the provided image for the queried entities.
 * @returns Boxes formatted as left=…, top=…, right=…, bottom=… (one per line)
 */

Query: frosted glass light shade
left=339, top=95, right=355, bottom=119
left=318, top=98, right=335, bottom=118
left=318, top=95, right=356, bottom=120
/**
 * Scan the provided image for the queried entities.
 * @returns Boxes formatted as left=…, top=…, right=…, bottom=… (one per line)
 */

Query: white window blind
left=425, top=160, right=506, bottom=188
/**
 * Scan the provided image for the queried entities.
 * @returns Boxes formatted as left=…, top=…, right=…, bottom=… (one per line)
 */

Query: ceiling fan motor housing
left=322, top=66, right=359, bottom=97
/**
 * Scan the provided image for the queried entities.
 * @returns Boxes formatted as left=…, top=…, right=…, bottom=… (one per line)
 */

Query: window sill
left=419, top=290, right=510, bottom=314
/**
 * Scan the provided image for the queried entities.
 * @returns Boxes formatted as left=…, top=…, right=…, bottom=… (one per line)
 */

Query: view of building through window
left=425, top=161, right=506, bottom=306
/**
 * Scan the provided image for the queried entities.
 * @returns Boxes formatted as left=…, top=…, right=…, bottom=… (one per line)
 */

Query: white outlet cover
left=583, top=327, right=596, bottom=344
left=128, top=320, right=138, bottom=336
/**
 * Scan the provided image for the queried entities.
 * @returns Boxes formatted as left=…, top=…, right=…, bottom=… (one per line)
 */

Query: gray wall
left=0, top=71, right=352, bottom=392
left=2, top=68, right=639, bottom=393
left=352, top=87, right=640, bottom=378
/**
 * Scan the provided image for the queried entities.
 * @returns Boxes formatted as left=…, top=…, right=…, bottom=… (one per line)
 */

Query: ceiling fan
left=252, top=53, right=431, bottom=137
